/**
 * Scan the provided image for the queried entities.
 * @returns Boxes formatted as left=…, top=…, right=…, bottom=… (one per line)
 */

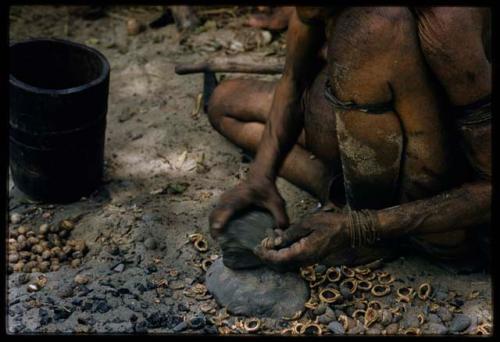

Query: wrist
left=345, top=209, right=382, bottom=248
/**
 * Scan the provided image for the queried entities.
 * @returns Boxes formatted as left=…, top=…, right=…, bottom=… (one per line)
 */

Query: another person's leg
left=207, top=77, right=339, bottom=204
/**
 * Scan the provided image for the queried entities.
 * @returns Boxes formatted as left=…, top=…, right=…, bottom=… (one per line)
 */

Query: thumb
left=264, top=193, right=289, bottom=229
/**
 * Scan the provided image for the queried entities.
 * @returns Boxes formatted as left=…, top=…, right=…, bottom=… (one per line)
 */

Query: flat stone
left=449, top=314, right=471, bottom=333
left=205, top=258, right=309, bottom=318
left=217, top=209, right=275, bottom=270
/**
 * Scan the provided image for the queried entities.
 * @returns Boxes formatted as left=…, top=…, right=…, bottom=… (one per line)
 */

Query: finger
left=274, top=223, right=312, bottom=248
left=264, top=194, right=289, bottom=229
left=255, top=238, right=309, bottom=264
left=209, top=202, right=245, bottom=238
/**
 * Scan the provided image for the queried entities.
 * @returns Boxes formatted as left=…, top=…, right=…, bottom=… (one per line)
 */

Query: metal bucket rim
left=9, top=37, right=110, bottom=96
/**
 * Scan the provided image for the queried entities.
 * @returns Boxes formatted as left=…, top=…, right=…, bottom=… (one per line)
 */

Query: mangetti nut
left=319, top=288, right=341, bottom=304
left=300, top=265, right=316, bottom=282
left=341, top=266, right=355, bottom=278
left=309, top=275, right=327, bottom=288
left=243, top=318, right=261, bottom=333
left=404, top=327, right=421, bottom=335
left=194, top=238, right=208, bottom=252
left=364, top=308, right=379, bottom=328
left=340, top=278, right=358, bottom=294
left=326, top=267, right=342, bottom=282
left=354, top=266, right=371, bottom=275
left=371, top=284, right=391, bottom=297
left=396, top=287, right=415, bottom=303
left=417, top=283, right=432, bottom=300
left=301, top=323, right=322, bottom=336
left=367, top=300, right=382, bottom=311
left=377, top=272, right=395, bottom=285
left=201, top=259, right=213, bottom=272
left=357, top=280, right=373, bottom=291
left=352, top=309, right=366, bottom=320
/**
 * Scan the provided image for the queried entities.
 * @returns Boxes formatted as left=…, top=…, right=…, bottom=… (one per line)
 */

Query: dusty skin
left=7, top=5, right=491, bottom=335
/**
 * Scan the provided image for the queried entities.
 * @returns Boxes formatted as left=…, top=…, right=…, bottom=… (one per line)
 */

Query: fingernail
left=274, top=236, right=282, bottom=246
left=211, top=223, right=221, bottom=230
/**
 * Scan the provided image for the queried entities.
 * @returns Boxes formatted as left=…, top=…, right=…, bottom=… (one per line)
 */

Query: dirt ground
left=7, top=5, right=492, bottom=335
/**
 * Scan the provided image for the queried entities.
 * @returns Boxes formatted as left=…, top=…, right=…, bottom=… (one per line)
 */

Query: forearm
left=376, top=181, right=491, bottom=239
left=249, top=9, right=324, bottom=181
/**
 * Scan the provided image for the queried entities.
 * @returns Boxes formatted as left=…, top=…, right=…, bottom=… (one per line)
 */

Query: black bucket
left=9, top=38, right=110, bottom=203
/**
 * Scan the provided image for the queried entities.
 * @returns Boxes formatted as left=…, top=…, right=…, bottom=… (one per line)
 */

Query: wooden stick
left=175, top=61, right=284, bottom=75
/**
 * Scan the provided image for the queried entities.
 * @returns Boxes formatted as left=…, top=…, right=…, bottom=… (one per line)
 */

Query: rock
left=425, top=322, right=449, bottom=335
left=53, top=306, right=74, bottom=320
left=328, top=321, right=345, bottom=335
left=217, top=209, right=275, bottom=270
left=188, top=315, right=206, bottom=329
left=173, top=321, right=188, bottom=332
left=384, top=323, right=399, bottom=335
left=127, top=18, right=143, bottom=36
left=449, top=314, right=471, bottom=333
left=144, top=238, right=157, bottom=250
left=437, top=307, right=453, bottom=322
left=313, top=303, right=327, bottom=316
left=318, top=307, right=336, bottom=325
left=366, top=327, right=382, bottom=335
left=113, top=263, right=125, bottom=273
left=205, top=259, right=309, bottom=318
left=427, top=314, right=442, bottom=324
left=94, top=300, right=111, bottom=314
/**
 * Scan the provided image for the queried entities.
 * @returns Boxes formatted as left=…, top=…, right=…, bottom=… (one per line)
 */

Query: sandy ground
left=7, top=5, right=492, bottom=335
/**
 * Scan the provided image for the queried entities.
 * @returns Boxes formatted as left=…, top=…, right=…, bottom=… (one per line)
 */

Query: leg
left=207, top=78, right=337, bottom=203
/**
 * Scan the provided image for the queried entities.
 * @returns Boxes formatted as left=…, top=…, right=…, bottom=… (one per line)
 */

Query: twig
left=175, top=61, right=283, bottom=75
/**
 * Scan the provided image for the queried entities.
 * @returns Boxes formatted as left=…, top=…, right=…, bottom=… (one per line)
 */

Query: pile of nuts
left=7, top=219, right=88, bottom=274
left=277, top=261, right=437, bottom=336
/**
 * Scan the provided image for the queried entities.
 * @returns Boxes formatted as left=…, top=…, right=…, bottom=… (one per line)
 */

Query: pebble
left=427, top=313, right=442, bottom=324
left=53, top=306, right=74, bottom=320
left=437, top=307, right=453, bottom=322
left=113, top=263, right=125, bottom=273
left=449, top=314, right=471, bottom=333
left=366, top=327, right=382, bottom=335
left=328, top=321, right=345, bottom=335
left=425, top=322, right=449, bottom=334
left=384, top=323, right=399, bottom=335
left=39, top=224, right=49, bottom=235
left=188, top=315, right=206, bottom=329
left=172, top=321, right=188, bottom=332
left=313, top=303, right=327, bottom=316
left=144, top=238, right=157, bottom=250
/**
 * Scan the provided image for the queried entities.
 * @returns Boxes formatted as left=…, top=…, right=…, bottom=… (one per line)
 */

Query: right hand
left=209, top=177, right=289, bottom=239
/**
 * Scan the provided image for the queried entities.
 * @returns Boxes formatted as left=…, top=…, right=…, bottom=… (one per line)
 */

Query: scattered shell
left=380, top=309, right=393, bottom=326
left=476, top=322, right=492, bottom=335
left=201, top=259, right=213, bottom=272
left=282, top=310, right=303, bottom=321
left=71, top=258, right=81, bottom=268
left=364, top=308, right=379, bottom=328
left=378, top=272, right=395, bottom=285
left=243, top=318, right=261, bottom=333
left=352, top=309, right=366, bottom=320
left=300, top=265, right=316, bottom=282
left=417, top=283, right=432, bottom=301
left=318, top=288, right=341, bottom=304
left=326, top=267, right=341, bottom=282
left=404, top=327, right=421, bottom=335
left=396, top=287, right=415, bottom=303
left=357, top=280, right=373, bottom=291
left=341, top=266, right=355, bottom=278
left=340, top=278, right=357, bottom=294
left=301, top=323, right=322, bottom=336
left=367, top=301, right=382, bottom=311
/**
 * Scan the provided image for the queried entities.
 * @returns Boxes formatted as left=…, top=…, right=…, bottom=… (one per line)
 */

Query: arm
left=249, top=9, right=325, bottom=182
left=209, top=8, right=326, bottom=235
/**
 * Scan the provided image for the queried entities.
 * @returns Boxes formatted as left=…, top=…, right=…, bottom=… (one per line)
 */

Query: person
left=247, top=6, right=294, bottom=31
left=207, top=7, right=491, bottom=269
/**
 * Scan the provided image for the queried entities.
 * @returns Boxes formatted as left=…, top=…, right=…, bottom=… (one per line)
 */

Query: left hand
left=254, top=210, right=351, bottom=267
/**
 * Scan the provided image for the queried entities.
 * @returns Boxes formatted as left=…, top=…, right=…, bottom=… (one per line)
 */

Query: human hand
left=209, top=176, right=289, bottom=239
